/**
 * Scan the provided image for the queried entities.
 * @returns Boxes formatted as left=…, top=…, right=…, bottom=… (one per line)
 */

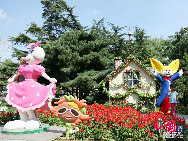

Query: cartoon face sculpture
left=58, top=102, right=81, bottom=123
left=161, top=66, right=173, bottom=77
left=150, top=58, right=180, bottom=77
left=51, top=95, right=89, bottom=127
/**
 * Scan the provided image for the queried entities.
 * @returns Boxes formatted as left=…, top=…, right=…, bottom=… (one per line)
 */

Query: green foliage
left=41, top=0, right=82, bottom=40
left=177, top=104, right=188, bottom=115
left=42, top=23, right=120, bottom=98
left=0, top=111, right=20, bottom=125
left=11, top=48, right=28, bottom=60
left=0, top=100, right=19, bottom=124
left=0, top=107, right=66, bottom=127
left=131, top=27, right=169, bottom=66
left=38, top=112, right=66, bottom=127
left=167, top=27, right=188, bottom=106
left=10, top=33, right=35, bottom=45
left=130, top=27, right=151, bottom=65
left=10, top=0, right=82, bottom=45
left=0, top=59, right=19, bottom=87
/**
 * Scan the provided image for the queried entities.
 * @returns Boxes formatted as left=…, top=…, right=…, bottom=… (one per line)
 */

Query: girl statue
left=4, top=41, right=57, bottom=130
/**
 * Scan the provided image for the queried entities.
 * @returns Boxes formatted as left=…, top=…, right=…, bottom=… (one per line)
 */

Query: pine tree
left=167, top=27, right=188, bottom=106
left=0, top=59, right=19, bottom=87
left=10, top=0, right=82, bottom=45
left=42, top=20, right=125, bottom=98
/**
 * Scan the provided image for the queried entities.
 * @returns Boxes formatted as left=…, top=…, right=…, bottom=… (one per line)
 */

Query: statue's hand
left=50, top=78, right=57, bottom=83
left=152, top=68, right=157, bottom=76
left=48, top=92, right=55, bottom=100
left=179, top=69, right=183, bottom=76
left=42, top=73, right=57, bottom=83
left=8, top=78, right=14, bottom=83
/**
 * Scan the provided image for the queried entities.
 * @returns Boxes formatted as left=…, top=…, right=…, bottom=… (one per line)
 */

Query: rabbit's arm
left=41, top=72, right=57, bottom=83
left=8, top=72, right=21, bottom=83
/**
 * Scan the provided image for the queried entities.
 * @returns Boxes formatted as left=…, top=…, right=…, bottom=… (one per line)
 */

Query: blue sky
left=0, top=0, right=188, bottom=60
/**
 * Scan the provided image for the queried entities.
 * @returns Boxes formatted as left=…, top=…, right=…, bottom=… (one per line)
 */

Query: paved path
left=0, top=125, right=66, bottom=141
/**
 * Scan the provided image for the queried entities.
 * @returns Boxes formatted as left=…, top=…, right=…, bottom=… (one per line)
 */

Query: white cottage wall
left=109, top=61, right=156, bottom=106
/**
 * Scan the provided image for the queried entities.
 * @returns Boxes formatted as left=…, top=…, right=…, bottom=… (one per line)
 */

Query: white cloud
left=0, top=9, right=7, bottom=19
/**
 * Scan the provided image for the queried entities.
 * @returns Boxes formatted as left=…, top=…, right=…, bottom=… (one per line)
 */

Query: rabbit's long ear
left=150, top=58, right=164, bottom=74
left=168, top=59, right=179, bottom=74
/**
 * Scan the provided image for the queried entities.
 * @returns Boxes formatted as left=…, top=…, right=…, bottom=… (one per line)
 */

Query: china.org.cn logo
left=154, top=119, right=183, bottom=139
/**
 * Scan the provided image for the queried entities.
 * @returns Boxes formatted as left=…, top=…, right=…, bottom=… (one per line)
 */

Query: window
left=125, top=71, right=140, bottom=87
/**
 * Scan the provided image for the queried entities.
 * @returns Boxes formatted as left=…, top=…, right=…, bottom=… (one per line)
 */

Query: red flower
left=150, top=132, right=154, bottom=138
left=45, top=111, right=50, bottom=117
left=79, top=129, right=84, bottom=132
left=146, top=129, right=150, bottom=133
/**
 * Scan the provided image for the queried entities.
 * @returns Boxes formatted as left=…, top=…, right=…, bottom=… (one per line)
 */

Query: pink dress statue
left=6, top=64, right=56, bottom=112
left=4, top=41, right=57, bottom=131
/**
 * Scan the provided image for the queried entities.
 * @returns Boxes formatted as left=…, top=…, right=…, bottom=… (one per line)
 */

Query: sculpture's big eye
left=58, top=107, right=67, bottom=114
left=70, top=108, right=80, bottom=117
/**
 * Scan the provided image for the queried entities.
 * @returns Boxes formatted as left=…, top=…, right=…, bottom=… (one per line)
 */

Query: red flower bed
left=1, top=104, right=187, bottom=140
left=86, top=103, right=187, bottom=129
left=74, top=103, right=187, bottom=140
left=0, top=111, right=19, bottom=124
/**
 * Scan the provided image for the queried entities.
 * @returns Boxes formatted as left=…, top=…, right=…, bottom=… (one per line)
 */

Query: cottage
left=100, top=55, right=157, bottom=108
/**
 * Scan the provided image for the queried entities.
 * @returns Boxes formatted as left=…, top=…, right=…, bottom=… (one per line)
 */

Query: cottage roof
left=102, top=54, right=155, bottom=83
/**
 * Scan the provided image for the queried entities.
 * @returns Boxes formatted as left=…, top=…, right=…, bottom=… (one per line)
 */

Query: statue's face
left=25, top=47, right=45, bottom=65
left=25, top=53, right=40, bottom=65
left=161, top=66, right=173, bottom=77
left=57, top=102, right=80, bottom=123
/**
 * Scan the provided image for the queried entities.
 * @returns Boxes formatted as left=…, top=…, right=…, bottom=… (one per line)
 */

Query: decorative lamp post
left=128, top=30, right=132, bottom=55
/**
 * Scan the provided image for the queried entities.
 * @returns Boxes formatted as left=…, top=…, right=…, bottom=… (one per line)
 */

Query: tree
left=42, top=20, right=128, bottom=99
left=128, top=26, right=154, bottom=66
left=11, top=48, right=28, bottom=60
left=0, top=59, right=19, bottom=87
left=9, top=0, right=84, bottom=74
left=167, top=27, right=188, bottom=106
left=127, top=26, right=171, bottom=67
left=106, top=22, right=128, bottom=58
left=10, top=0, right=82, bottom=45
left=41, top=0, right=82, bottom=40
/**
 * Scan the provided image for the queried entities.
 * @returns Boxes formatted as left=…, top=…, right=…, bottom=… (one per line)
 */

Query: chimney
left=114, top=58, right=122, bottom=70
